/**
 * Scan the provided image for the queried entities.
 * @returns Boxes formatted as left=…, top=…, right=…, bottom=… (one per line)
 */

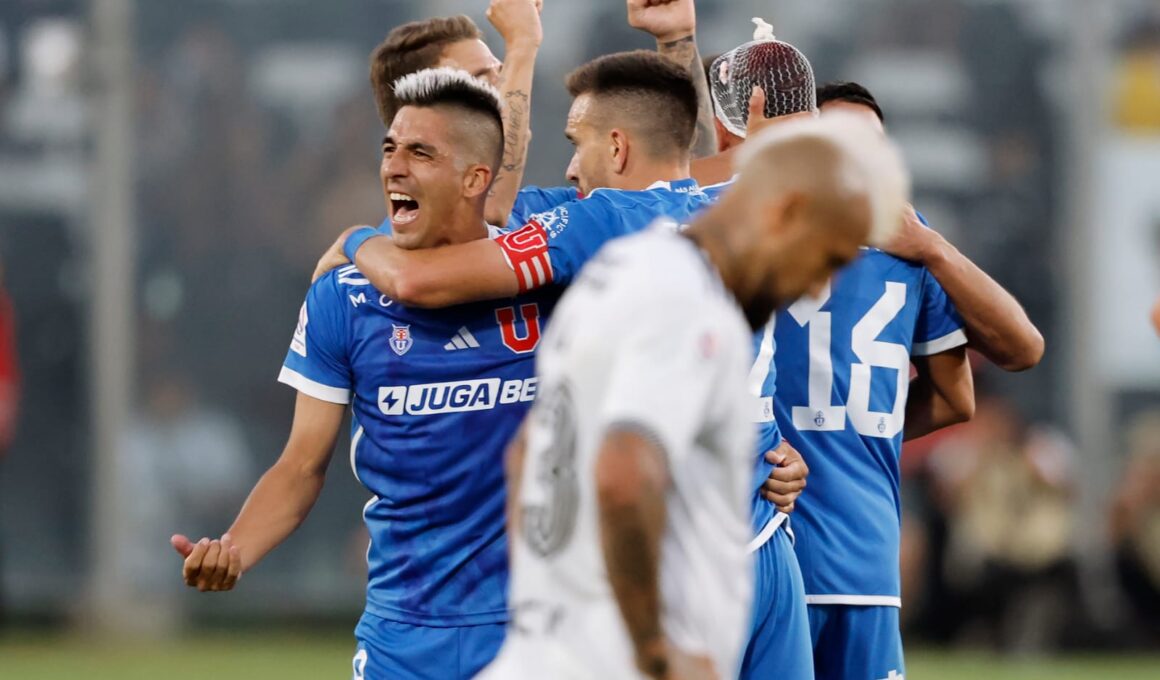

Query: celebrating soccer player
left=479, top=113, right=909, bottom=680
left=172, top=70, right=557, bottom=679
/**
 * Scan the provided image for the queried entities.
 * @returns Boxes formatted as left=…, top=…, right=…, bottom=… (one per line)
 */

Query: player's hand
left=487, top=0, right=543, bottom=51
left=761, top=440, right=808, bottom=513
left=881, top=205, right=944, bottom=263
left=172, top=533, right=243, bottom=592
left=312, top=226, right=362, bottom=282
left=627, top=0, right=696, bottom=44
left=743, top=86, right=779, bottom=139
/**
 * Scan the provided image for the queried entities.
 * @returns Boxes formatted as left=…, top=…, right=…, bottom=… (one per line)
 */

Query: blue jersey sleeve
left=506, top=186, right=580, bottom=230
left=377, top=216, right=392, bottom=234
left=912, top=269, right=967, bottom=357
left=495, top=194, right=630, bottom=291
left=278, top=271, right=353, bottom=403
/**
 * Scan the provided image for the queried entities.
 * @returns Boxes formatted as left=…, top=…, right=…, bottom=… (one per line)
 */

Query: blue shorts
left=738, top=526, right=814, bottom=680
left=352, top=610, right=505, bottom=680
left=808, top=604, right=904, bottom=680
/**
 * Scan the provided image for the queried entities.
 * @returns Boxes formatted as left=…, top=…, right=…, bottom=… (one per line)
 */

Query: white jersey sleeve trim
left=746, top=512, right=789, bottom=553
left=804, top=594, right=902, bottom=608
left=911, top=328, right=968, bottom=356
left=278, top=366, right=351, bottom=404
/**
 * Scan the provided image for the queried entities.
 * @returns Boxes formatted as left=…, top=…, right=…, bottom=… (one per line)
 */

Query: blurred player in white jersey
left=480, top=113, right=910, bottom=680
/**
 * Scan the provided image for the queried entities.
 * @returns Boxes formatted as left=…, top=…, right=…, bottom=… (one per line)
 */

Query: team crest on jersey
left=529, top=207, right=568, bottom=238
left=390, top=324, right=413, bottom=356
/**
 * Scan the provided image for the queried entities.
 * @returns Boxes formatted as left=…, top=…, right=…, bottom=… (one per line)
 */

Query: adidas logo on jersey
left=444, top=327, right=481, bottom=351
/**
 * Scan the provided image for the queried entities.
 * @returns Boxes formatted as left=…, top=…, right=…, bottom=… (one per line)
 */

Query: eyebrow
left=383, top=136, right=438, bottom=155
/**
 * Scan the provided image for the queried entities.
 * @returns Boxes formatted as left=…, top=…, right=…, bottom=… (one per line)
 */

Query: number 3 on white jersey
left=786, top=281, right=910, bottom=439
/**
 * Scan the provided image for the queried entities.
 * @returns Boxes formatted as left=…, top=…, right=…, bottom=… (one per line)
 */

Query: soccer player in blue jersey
left=697, top=26, right=826, bottom=680
left=763, top=81, right=1044, bottom=680
left=172, top=70, right=554, bottom=680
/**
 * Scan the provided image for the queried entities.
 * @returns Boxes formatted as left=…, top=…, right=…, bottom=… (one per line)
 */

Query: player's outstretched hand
left=627, top=0, right=696, bottom=43
left=881, top=204, right=942, bottom=263
left=313, top=226, right=362, bottom=282
left=172, top=533, right=243, bottom=592
left=1151, top=295, right=1160, bottom=336
left=761, top=440, right=808, bottom=513
left=487, top=0, right=543, bottom=50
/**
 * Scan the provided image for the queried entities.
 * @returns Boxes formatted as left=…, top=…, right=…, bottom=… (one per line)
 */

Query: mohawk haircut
left=816, top=81, right=886, bottom=124
left=710, top=20, right=816, bottom=138
left=370, top=15, right=483, bottom=125
left=565, top=50, right=698, bottom=159
left=393, top=67, right=505, bottom=167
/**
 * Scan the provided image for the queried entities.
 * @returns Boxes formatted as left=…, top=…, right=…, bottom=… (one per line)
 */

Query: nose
left=382, top=150, right=407, bottom=180
left=565, top=152, right=580, bottom=188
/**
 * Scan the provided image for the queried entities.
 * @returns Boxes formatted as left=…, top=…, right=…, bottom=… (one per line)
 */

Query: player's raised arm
left=629, top=0, right=717, bottom=158
left=172, top=391, right=345, bottom=591
left=885, top=206, right=1045, bottom=372
left=485, top=0, right=543, bottom=226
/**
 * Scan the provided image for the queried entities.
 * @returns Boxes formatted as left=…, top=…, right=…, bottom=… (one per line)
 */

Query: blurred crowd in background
left=0, top=0, right=1158, bottom=655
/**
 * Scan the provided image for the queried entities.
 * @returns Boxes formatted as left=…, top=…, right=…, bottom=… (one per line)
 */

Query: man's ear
left=609, top=129, right=629, bottom=175
left=762, top=191, right=806, bottom=237
left=463, top=164, right=494, bottom=199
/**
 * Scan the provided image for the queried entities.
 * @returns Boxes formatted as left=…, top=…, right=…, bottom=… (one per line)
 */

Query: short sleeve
left=506, top=186, right=580, bottom=229
left=912, top=269, right=968, bottom=356
left=495, top=196, right=631, bottom=292
left=278, top=274, right=353, bottom=404
left=598, top=293, right=725, bottom=463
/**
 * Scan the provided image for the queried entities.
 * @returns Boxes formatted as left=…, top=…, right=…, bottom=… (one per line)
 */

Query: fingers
left=183, top=537, right=210, bottom=587
left=747, top=86, right=767, bottom=127
left=198, top=540, right=222, bottom=592
left=171, top=534, right=195, bottom=558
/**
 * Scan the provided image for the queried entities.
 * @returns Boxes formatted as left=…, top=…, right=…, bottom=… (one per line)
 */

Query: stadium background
left=0, top=0, right=1158, bottom=677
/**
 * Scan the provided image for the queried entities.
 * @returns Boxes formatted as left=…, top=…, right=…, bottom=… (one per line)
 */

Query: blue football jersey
left=280, top=264, right=559, bottom=626
left=773, top=249, right=966, bottom=604
left=493, top=178, right=711, bottom=291
left=700, top=178, right=784, bottom=536
left=375, top=186, right=580, bottom=234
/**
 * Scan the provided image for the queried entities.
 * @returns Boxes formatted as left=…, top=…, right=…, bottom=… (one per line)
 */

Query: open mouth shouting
left=390, top=191, right=421, bottom=226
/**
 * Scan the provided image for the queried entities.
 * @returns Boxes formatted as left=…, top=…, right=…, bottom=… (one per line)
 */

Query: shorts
left=738, top=526, right=814, bottom=680
left=809, top=604, right=904, bottom=680
left=352, top=610, right=506, bottom=680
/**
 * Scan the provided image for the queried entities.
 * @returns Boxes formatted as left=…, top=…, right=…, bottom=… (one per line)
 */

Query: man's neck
left=617, top=158, right=692, bottom=191
left=436, top=207, right=490, bottom=246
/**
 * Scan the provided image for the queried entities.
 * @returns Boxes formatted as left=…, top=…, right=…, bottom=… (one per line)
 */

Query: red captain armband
left=495, top=221, right=554, bottom=293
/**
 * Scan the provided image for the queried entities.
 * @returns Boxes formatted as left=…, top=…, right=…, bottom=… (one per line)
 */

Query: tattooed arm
left=628, top=0, right=717, bottom=158
left=485, top=0, right=543, bottom=226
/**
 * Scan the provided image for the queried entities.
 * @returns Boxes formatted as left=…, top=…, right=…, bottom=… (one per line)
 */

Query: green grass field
left=1, top=631, right=1157, bottom=679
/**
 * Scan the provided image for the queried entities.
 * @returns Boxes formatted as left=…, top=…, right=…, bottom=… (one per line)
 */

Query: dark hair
left=816, top=81, right=885, bottom=124
left=370, top=15, right=483, bottom=125
left=393, top=68, right=505, bottom=167
left=565, top=50, right=698, bottom=159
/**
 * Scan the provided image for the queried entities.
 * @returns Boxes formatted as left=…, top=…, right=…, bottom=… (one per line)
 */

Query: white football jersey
left=479, top=226, right=755, bottom=679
